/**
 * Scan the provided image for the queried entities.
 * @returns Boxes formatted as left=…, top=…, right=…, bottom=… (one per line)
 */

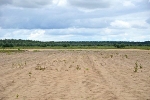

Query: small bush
left=114, top=44, right=126, bottom=48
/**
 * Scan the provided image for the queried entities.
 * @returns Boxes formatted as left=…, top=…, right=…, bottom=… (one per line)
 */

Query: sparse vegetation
left=110, top=55, right=113, bottom=58
left=63, top=60, right=66, bottom=63
left=134, top=62, right=138, bottom=72
left=76, top=65, right=81, bottom=70
left=7, top=51, right=11, bottom=55
left=134, top=62, right=143, bottom=72
left=116, top=53, right=119, bottom=55
left=55, top=68, right=58, bottom=71
left=16, top=94, right=19, bottom=98
left=0, top=49, right=149, bottom=99
left=35, top=64, right=46, bottom=71
left=12, top=63, right=15, bottom=67
left=0, top=49, right=25, bottom=53
left=18, top=63, right=22, bottom=68
left=33, top=50, right=40, bottom=52
left=69, top=65, right=72, bottom=68
left=11, top=61, right=27, bottom=69
left=18, top=48, right=21, bottom=51
left=25, top=61, right=27, bottom=66
left=125, top=55, right=128, bottom=58
left=29, top=71, right=32, bottom=77
left=140, top=64, right=142, bottom=69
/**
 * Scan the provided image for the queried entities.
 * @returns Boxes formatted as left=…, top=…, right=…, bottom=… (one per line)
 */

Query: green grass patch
left=125, top=46, right=150, bottom=50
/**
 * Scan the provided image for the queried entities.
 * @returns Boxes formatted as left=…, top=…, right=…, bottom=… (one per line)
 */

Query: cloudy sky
left=0, top=0, right=150, bottom=41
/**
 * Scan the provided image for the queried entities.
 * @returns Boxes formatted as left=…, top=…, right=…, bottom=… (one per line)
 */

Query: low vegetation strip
left=0, top=49, right=25, bottom=53
left=0, top=39, right=150, bottom=50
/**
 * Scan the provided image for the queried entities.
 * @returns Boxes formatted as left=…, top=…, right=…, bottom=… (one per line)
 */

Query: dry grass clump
left=35, top=64, right=46, bottom=71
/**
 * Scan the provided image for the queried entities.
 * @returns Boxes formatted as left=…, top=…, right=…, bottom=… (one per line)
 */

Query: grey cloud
left=13, top=0, right=53, bottom=8
left=67, top=0, right=150, bottom=11
left=146, top=18, right=150, bottom=24
left=0, top=0, right=149, bottom=31
left=0, top=0, right=12, bottom=6
left=132, top=24, right=148, bottom=29
left=72, top=18, right=111, bottom=28
left=67, top=0, right=112, bottom=9
left=0, top=7, right=75, bottom=29
left=0, top=0, right=53, bottom=8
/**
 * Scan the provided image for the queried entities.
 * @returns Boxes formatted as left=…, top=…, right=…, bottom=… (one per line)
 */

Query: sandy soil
left=0, top=49, right=150, bottom=100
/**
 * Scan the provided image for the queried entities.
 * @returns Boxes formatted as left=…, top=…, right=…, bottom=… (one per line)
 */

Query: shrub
left=114, top=44, right=125, bottom=48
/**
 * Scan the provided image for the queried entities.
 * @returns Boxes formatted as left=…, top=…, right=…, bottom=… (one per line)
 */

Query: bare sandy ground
left=0, top=49, right=150, bottom=100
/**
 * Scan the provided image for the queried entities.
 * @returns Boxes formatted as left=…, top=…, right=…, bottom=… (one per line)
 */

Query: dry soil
left=0, top=49, right=150, bottom=100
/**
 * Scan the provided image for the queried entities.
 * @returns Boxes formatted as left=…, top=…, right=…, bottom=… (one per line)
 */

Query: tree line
left=0, top=39, right=150, bottom=48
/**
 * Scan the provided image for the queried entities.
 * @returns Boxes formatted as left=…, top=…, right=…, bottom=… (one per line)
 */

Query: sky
left=0, top=0, right=150, bottom=41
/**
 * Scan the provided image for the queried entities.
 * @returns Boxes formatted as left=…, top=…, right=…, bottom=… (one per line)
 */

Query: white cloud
left=110, top=20, right=150, bottom=29
left=57, top=0, right=68, bottom=7
left=0, top=28, right=150, bottom=41
left=104, top=28, right=111, bottom=33
left=28, top=30, right=45, bottom=40
left=110, top=20, right=131, bottom=28
left=123, top=1, right=135, bottom=7
left=130, top=20, right=150, bottom=28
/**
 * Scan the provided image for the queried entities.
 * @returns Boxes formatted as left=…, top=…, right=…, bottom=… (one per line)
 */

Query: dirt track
left=0, top=49, right=150, bottom=100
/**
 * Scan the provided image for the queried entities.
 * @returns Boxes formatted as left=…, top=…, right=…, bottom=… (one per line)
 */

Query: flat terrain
left=0, top=49, right=150, bottom=100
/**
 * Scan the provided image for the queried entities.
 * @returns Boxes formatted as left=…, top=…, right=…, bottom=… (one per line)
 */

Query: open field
left=0, top=49, right=150, bottom=100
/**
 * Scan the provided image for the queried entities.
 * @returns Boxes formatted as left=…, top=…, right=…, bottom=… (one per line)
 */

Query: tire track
left=82, top=53, right=118, bottom=100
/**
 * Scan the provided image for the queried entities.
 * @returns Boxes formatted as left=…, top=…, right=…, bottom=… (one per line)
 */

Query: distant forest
left=0, top=39, right=150, bottom=48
